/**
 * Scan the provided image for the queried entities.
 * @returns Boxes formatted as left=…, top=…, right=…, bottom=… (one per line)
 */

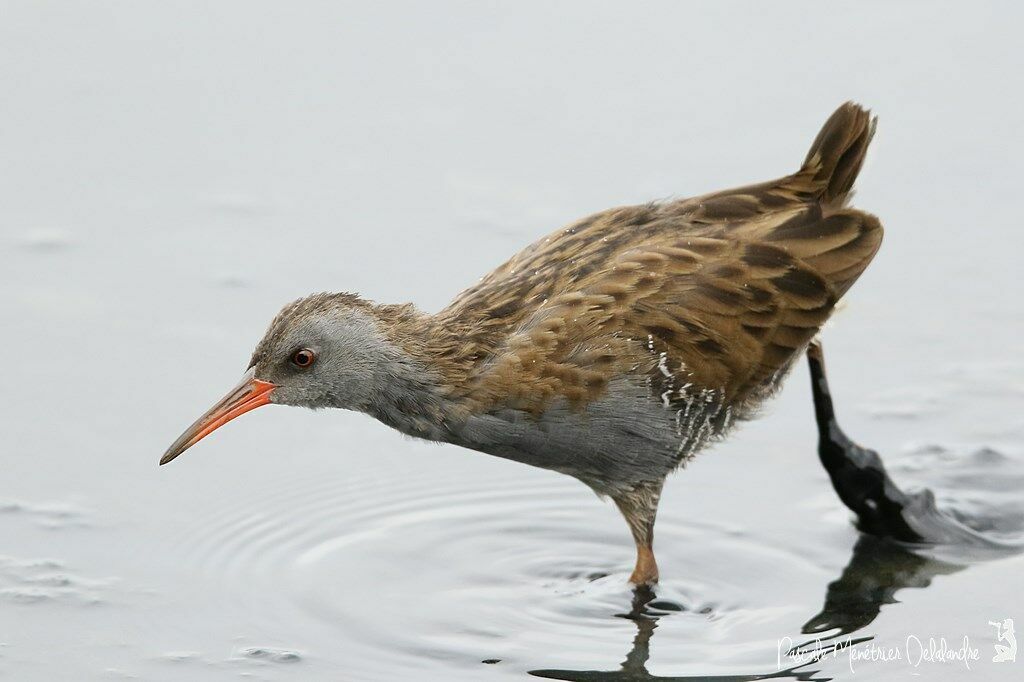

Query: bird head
left=160, top=293, right=395, bottom=465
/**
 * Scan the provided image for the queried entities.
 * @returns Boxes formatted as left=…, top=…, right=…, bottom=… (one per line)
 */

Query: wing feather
left=435, top=103, right=883, bottom=417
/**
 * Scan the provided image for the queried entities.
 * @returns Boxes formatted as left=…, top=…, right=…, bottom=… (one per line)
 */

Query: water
left=1, top=2, right=1023, bottom=680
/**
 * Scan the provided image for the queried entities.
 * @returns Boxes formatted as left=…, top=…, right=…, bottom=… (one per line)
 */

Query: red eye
left=291, top=348, right=316, bottom=368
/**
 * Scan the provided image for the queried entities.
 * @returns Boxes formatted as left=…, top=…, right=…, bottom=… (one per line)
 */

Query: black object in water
left=806, top=341, right=1002, bottom=547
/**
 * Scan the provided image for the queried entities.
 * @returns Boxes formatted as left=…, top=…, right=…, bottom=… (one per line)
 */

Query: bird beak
left=160, top=367, right=277, bottom=466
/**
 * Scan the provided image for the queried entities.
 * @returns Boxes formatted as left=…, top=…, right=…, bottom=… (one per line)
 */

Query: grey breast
left=450, top=376, right=732, bottom=495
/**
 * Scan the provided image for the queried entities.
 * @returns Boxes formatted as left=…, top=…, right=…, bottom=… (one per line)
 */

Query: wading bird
left=162, top=103, right=882, bottom=585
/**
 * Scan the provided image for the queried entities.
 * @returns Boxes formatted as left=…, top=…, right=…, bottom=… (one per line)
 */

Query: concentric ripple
left=168, top=461, right=830, bottom=680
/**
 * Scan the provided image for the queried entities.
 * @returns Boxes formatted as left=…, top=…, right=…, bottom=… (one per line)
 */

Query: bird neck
left=358, top=304, right=467, bottom=444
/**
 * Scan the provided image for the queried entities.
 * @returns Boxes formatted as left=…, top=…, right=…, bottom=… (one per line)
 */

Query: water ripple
left=167, top=467, right=827, bottom=679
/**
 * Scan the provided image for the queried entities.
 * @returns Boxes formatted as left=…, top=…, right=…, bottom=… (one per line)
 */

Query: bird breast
left=446, top=374, right=738, bottom=495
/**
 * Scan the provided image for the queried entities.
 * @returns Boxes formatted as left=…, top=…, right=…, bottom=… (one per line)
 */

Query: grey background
left=1, top=2, right=1021, bottom=680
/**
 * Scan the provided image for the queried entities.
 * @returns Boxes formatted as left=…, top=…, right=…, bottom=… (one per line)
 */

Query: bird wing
left=451, top=200, right=881, bottom=415
left=439, top=102, right=882, bottom=414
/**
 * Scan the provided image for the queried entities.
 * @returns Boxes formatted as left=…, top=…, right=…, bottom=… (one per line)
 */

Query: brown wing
left=439, top=103, right=882, bottom=413
left=616, top=204, right=882, bottom=404
left=439, top=202, right=665, bottom=348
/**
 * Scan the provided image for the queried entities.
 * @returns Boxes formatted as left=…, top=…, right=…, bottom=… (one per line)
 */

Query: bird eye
left=291, top=348, right=316, bottom=368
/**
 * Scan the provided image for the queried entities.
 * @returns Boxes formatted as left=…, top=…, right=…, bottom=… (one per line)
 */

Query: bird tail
left=798, top=102, right=877, bottom=205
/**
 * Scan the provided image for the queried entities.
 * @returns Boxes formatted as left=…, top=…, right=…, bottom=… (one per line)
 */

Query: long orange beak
left=160, top=367, right=277, bottom=465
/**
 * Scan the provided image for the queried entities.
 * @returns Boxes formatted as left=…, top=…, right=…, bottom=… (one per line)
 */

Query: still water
left=2, top=2, right=1022, bottom=680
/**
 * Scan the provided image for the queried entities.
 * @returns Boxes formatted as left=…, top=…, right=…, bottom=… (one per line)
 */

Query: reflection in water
left=796, top=535, right=958, bottom=641
left=529, top=535, right=950, bottom=681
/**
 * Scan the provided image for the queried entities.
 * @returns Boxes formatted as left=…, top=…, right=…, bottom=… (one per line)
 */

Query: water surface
left=2, top=2, right=1022, bottom=680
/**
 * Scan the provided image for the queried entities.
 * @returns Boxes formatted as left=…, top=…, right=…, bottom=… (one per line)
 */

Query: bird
left=161, top=102, right=883, bottom=586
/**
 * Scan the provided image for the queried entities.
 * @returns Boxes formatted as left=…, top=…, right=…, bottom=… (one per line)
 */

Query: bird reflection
left=795, top=535, right=959, bottom=642
left=529, top=535, right=956, bottom=681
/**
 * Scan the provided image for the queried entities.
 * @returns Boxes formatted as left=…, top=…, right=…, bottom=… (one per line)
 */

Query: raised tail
left=753, top=103, right=883, bottom=298
left=800, top=102, right=877, bottom=205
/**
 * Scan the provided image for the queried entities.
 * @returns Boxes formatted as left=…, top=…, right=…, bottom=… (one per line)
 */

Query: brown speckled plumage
left=398, top=103, right=881, bottom=419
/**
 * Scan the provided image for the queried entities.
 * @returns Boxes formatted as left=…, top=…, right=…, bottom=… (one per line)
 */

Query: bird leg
left=612, top=480, right=664, bottom=585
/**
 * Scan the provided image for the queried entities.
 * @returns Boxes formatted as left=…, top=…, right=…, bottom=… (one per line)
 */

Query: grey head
left=159, top=292, right=435, bottom=465
left=249, top=292, right=395, bottom=411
